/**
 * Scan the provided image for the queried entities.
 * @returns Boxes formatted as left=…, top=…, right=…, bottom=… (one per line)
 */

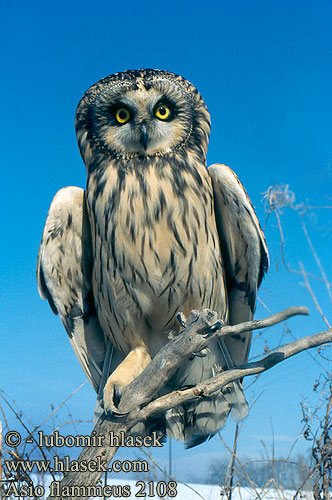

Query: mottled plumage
left=37, top=69, right=268, bottom=447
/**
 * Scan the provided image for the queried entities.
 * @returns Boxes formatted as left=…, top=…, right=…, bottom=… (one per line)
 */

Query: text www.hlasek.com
left=5, top=455, right=148, bottom=474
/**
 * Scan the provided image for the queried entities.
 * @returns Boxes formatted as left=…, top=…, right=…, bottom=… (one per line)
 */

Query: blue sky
left=1, top=0, right=332, bottom=482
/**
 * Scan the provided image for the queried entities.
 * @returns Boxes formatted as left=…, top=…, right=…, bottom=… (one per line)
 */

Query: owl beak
left=140, top=124, right=149, bottom=150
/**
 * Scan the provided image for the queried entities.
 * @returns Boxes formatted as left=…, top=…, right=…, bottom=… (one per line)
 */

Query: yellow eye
left=155, top=104, right=171, bottom=120
left=115, top=108, right=131, bottom=124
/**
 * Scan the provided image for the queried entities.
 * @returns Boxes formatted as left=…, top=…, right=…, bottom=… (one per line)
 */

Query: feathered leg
left=103, top=345, right=151, bottom=415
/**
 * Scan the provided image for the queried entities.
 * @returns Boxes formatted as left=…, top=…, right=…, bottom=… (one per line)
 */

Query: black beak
left=140, top=124, right=149, bottom=150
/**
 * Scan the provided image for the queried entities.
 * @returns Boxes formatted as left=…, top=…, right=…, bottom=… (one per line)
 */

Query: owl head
left=75, top=69, right=211, bottom=166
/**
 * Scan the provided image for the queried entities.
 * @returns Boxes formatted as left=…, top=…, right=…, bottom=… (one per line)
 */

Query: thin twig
left=301, top=217, right=332, bottom=305
left=212, top=306, right=309, bottom=338
left=0, top=393, right=56, bottom=481
left=299, top=262, right=331, bottom=329
left=21, top=381, right=87, bottom=447
left=0, top=420, right=3, bottom=500
left=275, top=209, right=290, bottom=271
left=218, top=432, right=261, bottom=496
left=257, top=296, right=272, bottom=314
left=272, top=207, right=332, bottom=287
left=225, top=423, right=239, bottom=500
left=138, top=447, right=207, bottom=500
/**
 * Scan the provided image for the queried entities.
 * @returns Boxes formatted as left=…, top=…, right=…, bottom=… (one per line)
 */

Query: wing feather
left=208, top=164, right=269, bottom=366
left=37, top=187, right=121, bottom=394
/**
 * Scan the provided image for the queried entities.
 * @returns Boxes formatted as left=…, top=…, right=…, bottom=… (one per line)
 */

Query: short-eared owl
left=37, top=69, right=268, bottom=447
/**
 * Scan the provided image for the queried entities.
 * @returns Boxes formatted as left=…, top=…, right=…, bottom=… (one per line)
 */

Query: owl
left=37, top=69, right=268, bottom=447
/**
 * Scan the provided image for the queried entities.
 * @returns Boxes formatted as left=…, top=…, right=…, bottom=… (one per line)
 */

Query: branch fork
left=45, top=305, right=332, bottom=500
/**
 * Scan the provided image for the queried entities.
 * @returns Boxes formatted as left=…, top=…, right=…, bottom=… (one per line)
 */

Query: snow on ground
left=22, top=475, right=314, bottom=499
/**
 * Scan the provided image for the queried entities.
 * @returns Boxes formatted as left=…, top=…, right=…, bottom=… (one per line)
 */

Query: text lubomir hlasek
left=33, top=430, right=164, bottom=447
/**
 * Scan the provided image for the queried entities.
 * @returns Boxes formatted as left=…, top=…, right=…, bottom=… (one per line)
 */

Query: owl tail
left=165, top=338, right=249, bottom=448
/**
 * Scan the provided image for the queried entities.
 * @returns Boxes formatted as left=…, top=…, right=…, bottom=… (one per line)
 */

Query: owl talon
left=106, top=404, right=129, bottom=417
left=176, top=312, right=187, bottom=327
left=103, top=381, right=129, bottom=417
left=203, top=320, right=224, bottom=337
left=192, top=351, right=207, bottom=358
left=191, top=346, right=210, bottom=359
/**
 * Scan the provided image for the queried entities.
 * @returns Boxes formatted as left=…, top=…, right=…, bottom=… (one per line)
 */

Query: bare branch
left=45, top=306, right=330, bottom=500
left=138, top=328, right=332, bottom=421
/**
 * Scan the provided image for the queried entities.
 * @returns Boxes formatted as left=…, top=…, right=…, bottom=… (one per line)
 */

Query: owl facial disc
left=76, top=69, right=211, bottom=160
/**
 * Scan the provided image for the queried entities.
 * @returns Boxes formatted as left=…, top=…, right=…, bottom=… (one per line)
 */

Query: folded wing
left=36, top=186, right=121, bottom=404
left=208, top=164, right=269, bottom=367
